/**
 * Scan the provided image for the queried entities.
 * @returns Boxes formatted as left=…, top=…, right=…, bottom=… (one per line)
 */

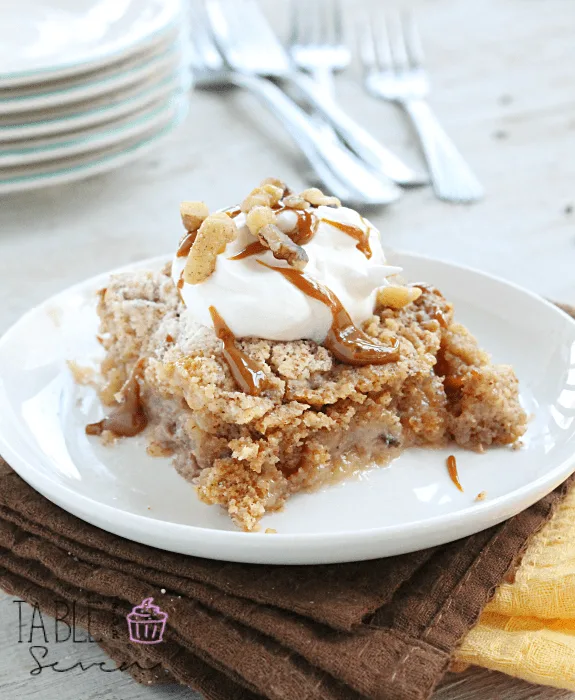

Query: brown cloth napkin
left=1, top=456, right=574, bottom=700
left=1, top=298, right=574, bottom=700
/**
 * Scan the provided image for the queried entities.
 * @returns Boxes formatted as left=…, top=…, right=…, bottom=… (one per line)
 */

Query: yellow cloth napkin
left=456, top=485, right=575, bottom=689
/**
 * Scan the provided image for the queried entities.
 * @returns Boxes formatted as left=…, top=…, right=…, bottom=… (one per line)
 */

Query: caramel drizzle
left=209, top=306, right=267, bottom=395
left=177, top=231, right=197, bottom=258
left=230, top=240, right=266, bottom=260
left=259, top=262, right=399, bottom=366
left=446, top=455, right=463, bottom=492
left=224, top=205, right=242, bottom=218
left=86, top=360, right=148, bottom=438
left=321, top=217, right=372, bottom=258
left=230, top=206, right=318, bottom=261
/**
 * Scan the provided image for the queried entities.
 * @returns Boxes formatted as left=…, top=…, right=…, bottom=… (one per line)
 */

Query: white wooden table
left=1, top=0, right=574, bottom=697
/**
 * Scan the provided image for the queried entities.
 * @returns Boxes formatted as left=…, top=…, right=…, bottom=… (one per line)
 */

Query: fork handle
left=286, top=72, right=428, bottom=187
left=403, top=99, right=484, bottom=203
left=230, top=73, right=400, bottom=205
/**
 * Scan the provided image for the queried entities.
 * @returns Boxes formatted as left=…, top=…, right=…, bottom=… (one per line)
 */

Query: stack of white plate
left=0, top=0, right=190, bottom=195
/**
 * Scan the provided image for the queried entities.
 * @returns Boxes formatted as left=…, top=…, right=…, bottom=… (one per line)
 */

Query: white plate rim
left=0, top=71, right=190, bottom=141
left=0, top=97, right=182, bottom=167
left=0, top=98, right=188, bottom=194
left=0, top=252, right=574, bottom=564
left=0, top=44, right=182, bottom=115
left=0, top=0, right=182, bottom=87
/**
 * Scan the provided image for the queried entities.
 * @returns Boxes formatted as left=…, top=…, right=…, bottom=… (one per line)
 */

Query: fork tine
left=289, top=0, right=309, bottom=46
left=357, top=13, right=377, bottom=72
left=402, top=12, right=425, bottom=68
left=373, top=11, right=392, bottom=72
left=386, top=11, right=409, bottom=71
left=319, top=0, right=332, bottom=45
left=332, top=0, right=344, bottom=45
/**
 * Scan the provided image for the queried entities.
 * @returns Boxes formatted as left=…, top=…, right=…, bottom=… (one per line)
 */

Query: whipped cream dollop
left=172, top=205, right=401, bottom=343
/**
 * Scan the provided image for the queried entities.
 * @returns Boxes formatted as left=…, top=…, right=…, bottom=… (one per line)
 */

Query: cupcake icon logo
left=126, top=598, right=168, bottom=645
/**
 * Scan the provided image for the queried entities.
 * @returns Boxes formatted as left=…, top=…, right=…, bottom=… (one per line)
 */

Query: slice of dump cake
left=86, top=179, right=527, bottom=531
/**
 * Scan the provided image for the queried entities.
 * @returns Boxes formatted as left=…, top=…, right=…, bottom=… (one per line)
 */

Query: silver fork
left=359, top=12, right=484, bottom=203
left=288, top=0, right=348, bottom=96
left=206, top=0, right=427, bottom=187
left=188, top=2, right=399, bottom=205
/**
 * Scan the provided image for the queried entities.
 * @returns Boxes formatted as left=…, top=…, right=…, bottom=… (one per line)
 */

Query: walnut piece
left=258, top=224, right=309, bottom=270
left=301, top=187, right=341, bottom=208
left=183, top=212, right=237, bottom=284
left=241, top=184, right=284, bottom=213
left=260, top=183, right=284, bottom=206
left=246, top=206, right=277, bottom=236
left=282, top=194, right=311, bottom=210
left=260, top=176, right=288, bottom=193
left=180, top=201, right=209, bottom=232
left=241, top=190, right=270, bottom=212
left=377, top=285, right=422, bottom=310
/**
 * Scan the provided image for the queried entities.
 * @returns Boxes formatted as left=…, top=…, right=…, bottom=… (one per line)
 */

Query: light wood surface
left=1, top=0, right=574, bottom=698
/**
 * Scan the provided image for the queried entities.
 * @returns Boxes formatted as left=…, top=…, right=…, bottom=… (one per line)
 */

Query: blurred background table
left=1, top=0, right=574, bottom=698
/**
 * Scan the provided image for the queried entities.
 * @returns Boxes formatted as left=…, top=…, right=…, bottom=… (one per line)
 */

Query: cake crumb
left=475, top=491, right=487, bottom=501
left=512, top=440, right=523, bottom=451
left=67, top=360, right=96, bottom=386
left=265, top=528, right=277, bottom=534
left=147, top=442, right=174, bottom=458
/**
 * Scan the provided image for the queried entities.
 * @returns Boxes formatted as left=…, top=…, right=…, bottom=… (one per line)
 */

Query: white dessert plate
left=0, top=43, right=181, bottom=115
left=0, top=96, right=188, bottom=194
left=0, top=0, right=182, bottom=87
left=0, top=253, right=574, bottom=565
left=0, top=74, right=187, bottom=142
left=0, top=97, right=182, bottom=167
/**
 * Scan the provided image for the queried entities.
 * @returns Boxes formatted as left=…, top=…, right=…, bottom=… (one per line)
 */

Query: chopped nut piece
left=258, top=224, right=309, bottom=270
left=180, top=201, right=209, bottom=232
left=246, top=206, right=277, bottom=236
left=260, top=177, right=287, bottom=192
left=183, top=213, right=237, bottom=284
left=377, top=285, right=422, bottom=310
left=301, top=187, right=341, bottom=207
left=241, top=184, right=284, bottom=213
left=282, top=194, right=311, bottom=210
left=475, top=491, right=487, bottom=501
left=260, top=183, right=284, bottom=207
left=147, top=442, right=174, bottom=457
left=67, top=360, right=96, bottom=386
left=241, top=190, right=270, bottom=213
left=265, top=528, right=277, bottom=534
